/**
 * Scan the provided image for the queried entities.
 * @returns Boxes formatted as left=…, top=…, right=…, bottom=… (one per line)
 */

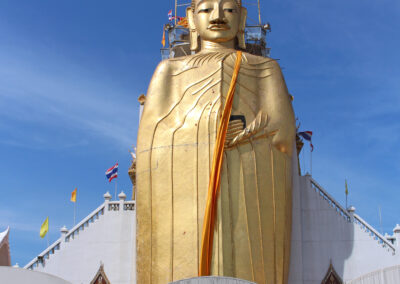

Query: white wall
left=347, top=265, right=400, bottom=284
left=289, top=175, right=400, bottom=284
left=22, top=170, right=400, bottom=284
left=288, top=149, right=304, bottom=284
left=27, top=197, right=136, bottom=284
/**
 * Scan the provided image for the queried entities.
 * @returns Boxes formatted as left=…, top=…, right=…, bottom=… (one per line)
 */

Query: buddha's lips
left=208, top=24, right=230, bottom=31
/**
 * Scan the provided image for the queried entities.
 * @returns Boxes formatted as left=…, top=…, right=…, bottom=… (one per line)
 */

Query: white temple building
left=23, top=191, right=136, bottom=284
left=0, top=227, right=11, bottom=266
left=1, top=227, right=71, bottom=283
left=3, top=172, right=396, bottom=284
left=288, top=174, right=400, bottom=284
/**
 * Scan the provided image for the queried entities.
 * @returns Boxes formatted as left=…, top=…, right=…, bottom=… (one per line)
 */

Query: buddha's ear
left=237, top=7, right=247, bottom=49
left=187, top=7, right=199, bottom=51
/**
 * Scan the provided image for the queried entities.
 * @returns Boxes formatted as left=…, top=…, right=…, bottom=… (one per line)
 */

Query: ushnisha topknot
left=191, top=0, right=242, bottom=11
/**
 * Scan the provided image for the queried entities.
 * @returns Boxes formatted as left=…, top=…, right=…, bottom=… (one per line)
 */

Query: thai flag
left=298, top=131, right=314, bottom=151
left=168, top=10, right=173, bottom=21
left=105, top=163, right=118, bottom=182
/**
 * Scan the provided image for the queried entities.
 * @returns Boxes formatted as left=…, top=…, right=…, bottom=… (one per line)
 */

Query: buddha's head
left=187, top=0, right=247, bottom=51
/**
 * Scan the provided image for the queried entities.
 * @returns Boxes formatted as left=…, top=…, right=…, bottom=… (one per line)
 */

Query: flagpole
left=46, top=234, right=49, bottom=248
left=345, top=179, right=349, bottom=209
left=379, top=205, right=383, bottom=234
left=115, top=178, right=118, bottom=200
left=302, top=147, right=305, bottom=175
left=310, top=147, right=313, bottom=176
left=73, top=202, right=76, bottom=226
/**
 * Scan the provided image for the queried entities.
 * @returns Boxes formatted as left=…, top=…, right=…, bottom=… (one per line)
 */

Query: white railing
left=310, top=177, right=395, bottom=254
left=24, top=199, right=135, bottom=270
left=346, top=264, right=400, bottom=283
left=353, top=213, right=395, bottom=254
left=310, top=178, right=351, bottom=222
left=64, top=203, right=106, bottom=243
left=24, top=239, right=62, bottom=270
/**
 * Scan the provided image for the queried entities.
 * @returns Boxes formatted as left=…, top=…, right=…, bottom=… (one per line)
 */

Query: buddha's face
left=192, top=0, right=241, bottom=43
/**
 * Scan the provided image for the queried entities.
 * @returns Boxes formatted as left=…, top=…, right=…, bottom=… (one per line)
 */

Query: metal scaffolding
left=161, top=0, right=271, bottom=59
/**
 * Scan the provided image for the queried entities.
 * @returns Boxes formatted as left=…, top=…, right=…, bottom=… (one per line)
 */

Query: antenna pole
left=257, top=0, right=262, bottom=25
left=379, top=205, right=383, bottom=234
left=175, top=0, right=178, bottom=25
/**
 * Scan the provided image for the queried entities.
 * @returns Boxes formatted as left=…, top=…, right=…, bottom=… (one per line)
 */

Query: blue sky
left=0, top=0, right=399, bottom=266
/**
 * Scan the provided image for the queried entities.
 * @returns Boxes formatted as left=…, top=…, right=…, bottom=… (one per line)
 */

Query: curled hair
left=191, top=0, right=242, bottom=11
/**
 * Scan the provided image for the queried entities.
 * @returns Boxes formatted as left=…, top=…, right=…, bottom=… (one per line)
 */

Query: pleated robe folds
left=136, top=51, right=295, bottom=284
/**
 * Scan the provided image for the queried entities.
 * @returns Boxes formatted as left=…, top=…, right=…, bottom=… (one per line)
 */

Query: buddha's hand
left=267, top=120, right=296, bottom=156
left=227, top=112, right=268, bottom=147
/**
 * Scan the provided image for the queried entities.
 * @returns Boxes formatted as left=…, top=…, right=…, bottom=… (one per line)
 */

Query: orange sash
left=199, top=50, right=242, bottom=276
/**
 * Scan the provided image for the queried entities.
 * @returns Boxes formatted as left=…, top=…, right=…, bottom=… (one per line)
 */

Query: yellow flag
left=40, top=217, right=48, bottom=238
left=161, top=25, right=166, bottom=47
left=71, top=187, right=77, bottom=203
left=345, top=179, right=349, bottom=196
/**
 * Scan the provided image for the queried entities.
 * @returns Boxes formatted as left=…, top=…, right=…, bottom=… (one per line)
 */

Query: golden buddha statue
left=135, top=0, right=296, bottom=283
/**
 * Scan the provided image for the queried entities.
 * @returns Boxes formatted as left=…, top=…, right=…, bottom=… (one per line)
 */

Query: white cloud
left=0, top=44, right=140, bottom=150
left=0, top=209, right=38, bottom=233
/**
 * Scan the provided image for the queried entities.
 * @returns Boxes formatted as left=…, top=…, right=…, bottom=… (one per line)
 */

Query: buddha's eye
left=199, top=8, right=210, bottom=13
left=224, top=8, right=236, bottom=13
left=198, top=7, right=212, bottom=13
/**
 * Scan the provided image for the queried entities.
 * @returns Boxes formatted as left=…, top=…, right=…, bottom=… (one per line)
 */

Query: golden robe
left=136, top=50, right=295, bottom=284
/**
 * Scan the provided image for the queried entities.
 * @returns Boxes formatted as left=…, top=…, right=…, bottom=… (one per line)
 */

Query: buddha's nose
left=210, top=4, right=226, bottom=23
